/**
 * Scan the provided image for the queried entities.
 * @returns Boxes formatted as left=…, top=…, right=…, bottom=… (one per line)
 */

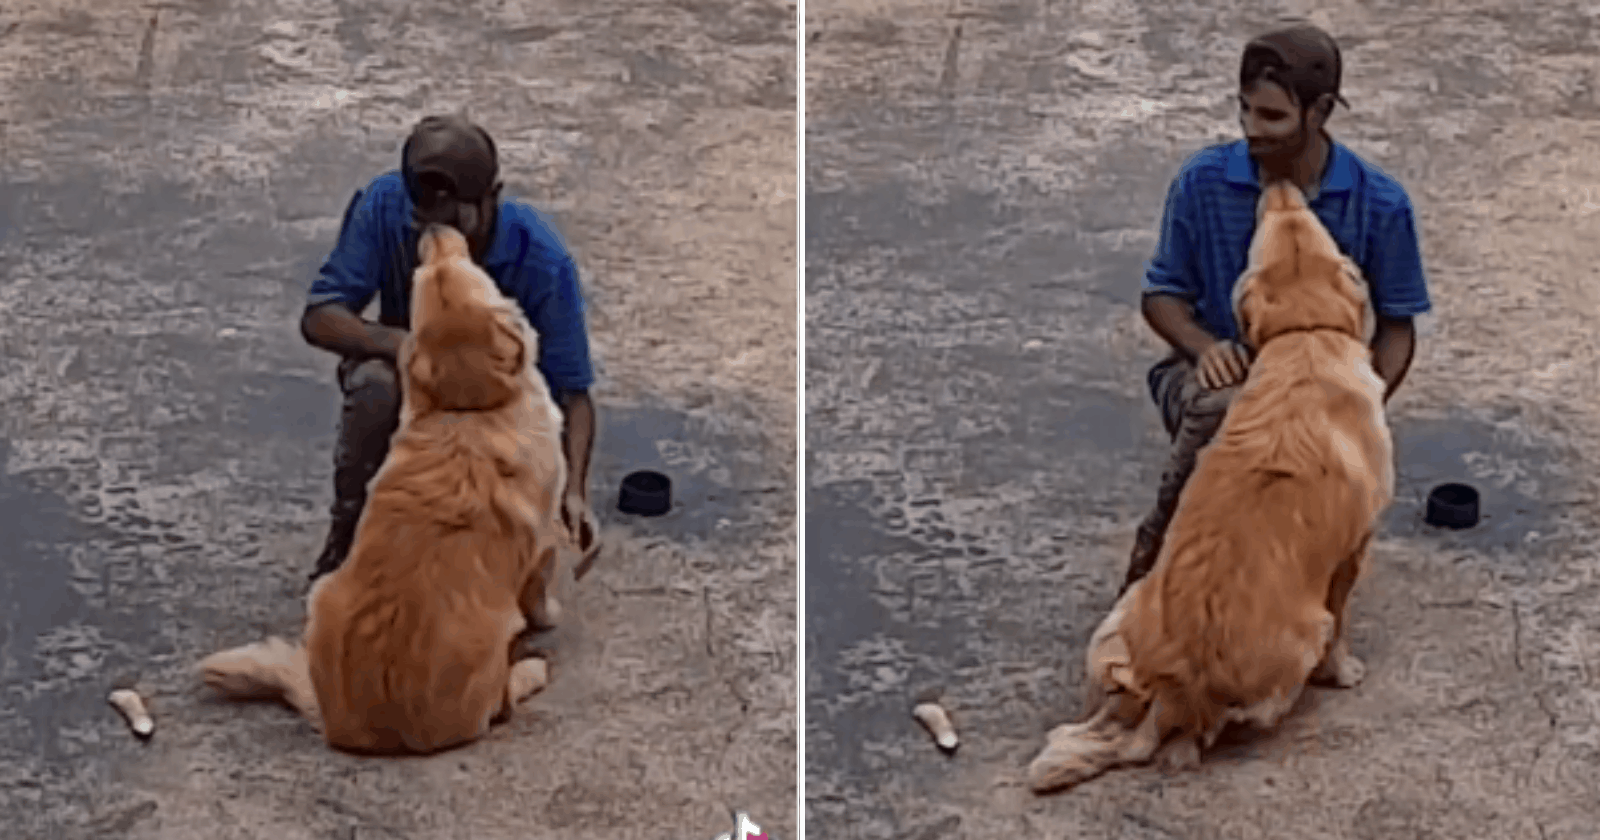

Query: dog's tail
left=195, top=636, right=321, bottom=729
left=1027, top=693, right=1162, bottom=794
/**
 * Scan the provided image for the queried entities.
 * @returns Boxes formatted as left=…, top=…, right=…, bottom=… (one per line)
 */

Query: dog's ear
left=410, top=342, right=518, bottom=411
left=1341, top=260, right=1376, bottom=345
left=1232, top=270, right=1266, bottom=351
left=491, top=319, right=527, bottom=375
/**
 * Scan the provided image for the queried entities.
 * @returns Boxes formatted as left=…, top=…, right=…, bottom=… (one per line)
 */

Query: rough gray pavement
left=0, top=2, right=796, bottom=838
left=806, top=1, right=1600, bottom=838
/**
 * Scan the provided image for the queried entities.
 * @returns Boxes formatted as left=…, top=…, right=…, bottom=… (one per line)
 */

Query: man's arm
left=1142, top=293, right=1222, bottom=362
left=1370, top=314, right=1415, bottom=403
left=1362, top=194, right=1430, bottom=403
left=1142, top=293, right=1251, bottom=390
left=1138, top=169, right=1254, bottom=389
left=301, top=302, right=407, bottom=362
left=304, top=185, right=400, bottom=360
left=519, top=251, right=598, bottom=502
left=559, top=390, right=595, bottom=502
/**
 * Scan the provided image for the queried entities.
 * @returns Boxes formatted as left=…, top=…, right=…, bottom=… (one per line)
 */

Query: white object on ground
left=913, top=701, right=959, bottom=751
left=108, top=689, right=154, bottom=738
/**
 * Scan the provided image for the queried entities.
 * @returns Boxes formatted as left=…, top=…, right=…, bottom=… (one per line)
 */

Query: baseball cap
left=1240, top=23, right=1349, bottom=110
left=401, top=114, right=500, bottom=205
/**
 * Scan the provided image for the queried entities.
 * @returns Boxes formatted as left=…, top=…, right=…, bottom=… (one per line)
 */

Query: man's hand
left=1141, top=295, right=1248, bottom=390
left=562, top=491, right=601, bottom=577
left=301, top=303, right=409, bottom=362
left=1370, top=315, right=1416, bottom=404
left=1196, top=339, right=1252, bottom=391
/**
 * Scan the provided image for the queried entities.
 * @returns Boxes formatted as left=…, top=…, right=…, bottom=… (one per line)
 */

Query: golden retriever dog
left=1027, top=181, right=1394, bottom=793
left=197, top=224, right=574, bottom=754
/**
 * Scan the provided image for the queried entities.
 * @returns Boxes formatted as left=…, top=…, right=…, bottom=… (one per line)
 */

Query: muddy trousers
left=308, top=357, right=402, bottom=583
left=1119, top=352, right=1240, bottom=596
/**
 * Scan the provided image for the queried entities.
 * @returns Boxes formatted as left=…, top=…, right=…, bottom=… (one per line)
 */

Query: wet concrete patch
left=232, top=372, right=337, bottom=440
left=628, top=48, right=699, bottom=90
left=806, top=144, right=1184, bottom=308
left=0, top=174, right=218, bottom=238
left=493, top=24, right=561, bottom=44
left=954, top=384, right=1148, bottom=495
left=805, top=482, right=1110, bottom=802
left=270, top=135, right=390, bottom=224
left=805, top=480, right=917, bottom=699
left=330, top=0, right=374, bottom=61
left=0, top=438, right=151, bottom=762
left=590, top=403, right=776, bottom=546
left=806, top=182, right=1021, bottom=266
left=1386, top=413, right=1570, bottom=556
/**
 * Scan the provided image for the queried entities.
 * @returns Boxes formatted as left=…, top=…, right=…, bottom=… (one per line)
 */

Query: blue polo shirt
left=306, top=170, right=596, bottom=394
left=1142, top=139, right=1432, bottom=342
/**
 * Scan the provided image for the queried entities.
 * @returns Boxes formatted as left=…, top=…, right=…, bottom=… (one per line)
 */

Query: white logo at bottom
left=712, top=811, right=767, bottom=840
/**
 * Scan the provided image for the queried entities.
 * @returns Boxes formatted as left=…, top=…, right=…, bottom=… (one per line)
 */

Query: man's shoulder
left=355, top=169, right=409, bottom=204
left=1335, top=144, right=1414, bottom=214
left=1173, top=141, right=1242, bottom=183
left=494, top=198, right=575, bottom=263
left=336, top=170, right=410, bottom=233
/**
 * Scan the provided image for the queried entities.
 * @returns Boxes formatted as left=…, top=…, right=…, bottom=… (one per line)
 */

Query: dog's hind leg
left=1156, top=734, right=1203, bottom=774
left=1311, top=537, right=1369, bottom=688
left=519, top=543, right=562, bottom=631
left=492, top=657, right=550, bottom=726
left=1027, top=693, right=1162, bottom=794
left=196, top=636, right=322, bottom=730
left=508, top=657, right=549, bottom=702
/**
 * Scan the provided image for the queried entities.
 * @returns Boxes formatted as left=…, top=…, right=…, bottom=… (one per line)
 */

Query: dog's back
left=1027, top=182, right=1395, bottom=793
left=307, top=237, right=565, bottom=753
left=200, top=226, right=568, bottom=755
left=1124, top=329, right=1389, bottom=737
left=306, top=474, right=536, bottom=753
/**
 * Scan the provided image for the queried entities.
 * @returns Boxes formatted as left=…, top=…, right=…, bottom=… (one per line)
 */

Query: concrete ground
left=0, top=1, right=795, bottom=838
left=806, top=1, right=1600, bottom=838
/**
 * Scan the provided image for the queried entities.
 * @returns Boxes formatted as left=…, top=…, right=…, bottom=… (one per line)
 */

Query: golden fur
left=1028, top=181, right=1396, bottom=792
left=197, top=225, right=574, bottom=754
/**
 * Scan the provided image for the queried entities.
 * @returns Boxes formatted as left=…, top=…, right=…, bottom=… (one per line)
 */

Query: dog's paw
left=1026, top=747, right=1102, bottom=794
left=1310, top=645, right=1365, bottom=689
left=1027, top=725, right=1121, bottom=794
left=508, top=657, right=550, bottom=702
left=195, top=644, right=272, bottom=696
left=1156, top=736, right=1202, bottom=775
left=530, top=594, right=562, bottom=631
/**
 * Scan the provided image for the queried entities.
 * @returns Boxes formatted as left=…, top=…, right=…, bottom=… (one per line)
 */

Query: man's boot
left=1118, top=377, right=1238, bottom=598
left=1120, top=521, right=1166, bottom=598
left=309, top=357, right=401, bottom=585
left=308, top=498, right=365, bottom=583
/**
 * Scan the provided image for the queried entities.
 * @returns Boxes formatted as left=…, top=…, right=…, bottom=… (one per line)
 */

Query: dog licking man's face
left=404, top=114, right=504, bottom=262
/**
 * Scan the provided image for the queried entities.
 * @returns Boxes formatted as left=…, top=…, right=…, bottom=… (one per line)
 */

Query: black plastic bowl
left=618, top=470, right=672, bottom=517
left=1425, top=482, right=1480, bottom=529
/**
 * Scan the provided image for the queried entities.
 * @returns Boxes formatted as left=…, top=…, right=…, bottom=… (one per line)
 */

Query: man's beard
left=1249, top=134, right=1304, bottom=163
left=1248, top=120, right=1311, bottom=167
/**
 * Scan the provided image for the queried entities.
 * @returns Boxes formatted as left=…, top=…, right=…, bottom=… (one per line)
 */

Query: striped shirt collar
left=1222, top=137, right=1357, bottom=196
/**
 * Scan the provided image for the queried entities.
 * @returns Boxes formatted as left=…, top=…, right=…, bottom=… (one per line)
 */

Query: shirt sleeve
left=306, top=187, right=383, bottom=314
left=1141, top=173, right=1201, bottom=301
left=1364, top=198, right=1433, bottom=319
left=524, top=256, right=597, bottom=394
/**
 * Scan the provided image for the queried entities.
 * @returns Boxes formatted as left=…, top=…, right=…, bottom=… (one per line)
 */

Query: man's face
left=1239, top=80, right=1308, bottom=163
left=411, top=174, right=502, bottom=262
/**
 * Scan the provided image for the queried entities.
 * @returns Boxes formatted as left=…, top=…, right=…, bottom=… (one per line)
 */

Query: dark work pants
left=309, top=356, right=402, bottom=580
left=1119, top=351, right=1241, bottom=595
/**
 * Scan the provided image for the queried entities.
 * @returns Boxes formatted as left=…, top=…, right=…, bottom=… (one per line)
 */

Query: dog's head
left=1231, top=181, right=1375, bottom=351
left=406, top=225, right=528, bottom=412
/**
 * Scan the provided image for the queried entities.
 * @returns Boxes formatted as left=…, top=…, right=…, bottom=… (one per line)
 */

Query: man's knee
left=1177, top=369, right=1237, bottom=430
left=342, top=358, right=401, bottom=421
left=344, top=357, right=399, bottom=396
